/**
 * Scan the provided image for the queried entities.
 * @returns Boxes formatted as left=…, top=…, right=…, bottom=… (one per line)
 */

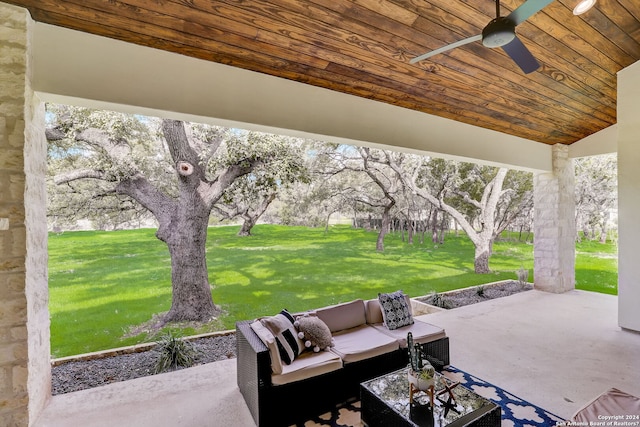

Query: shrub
left=429, top=291, right=451, bottom=309
left=154, top=331, right=199, bottom=374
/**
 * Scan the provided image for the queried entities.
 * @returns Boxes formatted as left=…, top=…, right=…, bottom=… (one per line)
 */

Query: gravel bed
left=416, top=280, right=533, bottom=309
left=52, top=334, right=237, bottom=395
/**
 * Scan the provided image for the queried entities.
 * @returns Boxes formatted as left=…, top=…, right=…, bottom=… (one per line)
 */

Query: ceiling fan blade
left=410, top=34, right=482, bottom=64
left=501, top=36, right=540, bottom=74
left=506, top=0, right=555, bottom=26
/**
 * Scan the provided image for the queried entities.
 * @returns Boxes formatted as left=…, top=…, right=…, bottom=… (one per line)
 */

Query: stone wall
left=0, top=4, right=50, bottom=426
left=533, top=144, right=576, bottom=293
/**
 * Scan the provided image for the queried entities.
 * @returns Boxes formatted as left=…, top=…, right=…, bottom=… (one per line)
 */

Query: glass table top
left=361, top=367, right=496, bottom=427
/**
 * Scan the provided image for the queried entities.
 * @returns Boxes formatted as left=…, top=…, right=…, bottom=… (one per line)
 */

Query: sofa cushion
left=315, top=299, right=366, bottom=333
left=261, top=309, right=304, bottom=365
left=371, top=319, right=446, bottom=347
left=572, top=388, right=640, bottom=423
left=271, top=349, right=343, bottom=386
left=329, top=324, right=399, bottom=363
left=250, top=320, right=283, bottom=375
left=378, top=290, right=414, bottom=330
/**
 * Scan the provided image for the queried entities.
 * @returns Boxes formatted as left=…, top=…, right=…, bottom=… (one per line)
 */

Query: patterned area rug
left=296, top=366, right=565, bottom=427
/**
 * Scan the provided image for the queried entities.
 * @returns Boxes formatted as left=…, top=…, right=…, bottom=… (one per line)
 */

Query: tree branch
left=115, top=175, right=177, bottom=222
left=75, top=128, right=132, bottom=163
left=161, top=119, right=204, bottom=180
left=198, top=158, right=263, bottom=208
left=45, top=128, right=66, bottom=141
left=54, top=169, right=109, bottom=185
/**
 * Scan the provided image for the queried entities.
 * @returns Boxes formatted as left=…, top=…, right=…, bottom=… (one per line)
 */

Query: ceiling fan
left=410, top=0, right=555, bottom=74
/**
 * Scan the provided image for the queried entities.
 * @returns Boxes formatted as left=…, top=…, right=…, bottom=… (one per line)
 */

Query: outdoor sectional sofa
left=236, top=295, right=450, bottom=426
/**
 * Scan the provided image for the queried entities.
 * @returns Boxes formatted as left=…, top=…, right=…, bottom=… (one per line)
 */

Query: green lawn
left=48, top=224, right=617, bottom=357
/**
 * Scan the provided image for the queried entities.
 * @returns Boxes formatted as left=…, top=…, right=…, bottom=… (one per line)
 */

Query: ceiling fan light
left=573, top=0, right=596, bottom=15
left=482, top=17, right=516, bottom=48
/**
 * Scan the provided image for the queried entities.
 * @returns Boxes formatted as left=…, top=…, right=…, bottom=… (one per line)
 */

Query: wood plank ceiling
left=6, top=0, right=640, bottom=145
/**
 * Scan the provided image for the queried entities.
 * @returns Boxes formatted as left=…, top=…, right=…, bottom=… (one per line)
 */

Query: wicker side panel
left=264, top=368, right=350, bottom=426
left=236, top=321, right=270, bottom=426
left=361, top=384, right=414, bottom=427
left=420, top=337, right=450, bottom=371
left=450, top=403, right=501, bottom=427
left=474, top=405, right=501, bottom=427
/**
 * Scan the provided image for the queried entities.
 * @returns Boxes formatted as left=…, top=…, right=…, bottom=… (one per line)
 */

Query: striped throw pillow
left=261, top=309, right=304, bottom=364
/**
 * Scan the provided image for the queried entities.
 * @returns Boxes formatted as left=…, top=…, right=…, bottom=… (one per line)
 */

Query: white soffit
left=32, top=22, right=552, bottom=172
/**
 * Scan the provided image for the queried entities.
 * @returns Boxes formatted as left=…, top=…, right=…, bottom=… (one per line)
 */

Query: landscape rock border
left=415, top=280, right=533, bottom=310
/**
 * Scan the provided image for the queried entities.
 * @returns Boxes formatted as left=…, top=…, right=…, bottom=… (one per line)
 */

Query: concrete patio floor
left=34, top=289, right=640, bottom=426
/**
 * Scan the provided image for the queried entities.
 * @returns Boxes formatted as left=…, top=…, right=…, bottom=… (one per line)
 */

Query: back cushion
left=316, top=299, right=366, bottom=333
left=365, top=299, right=384, bottom=324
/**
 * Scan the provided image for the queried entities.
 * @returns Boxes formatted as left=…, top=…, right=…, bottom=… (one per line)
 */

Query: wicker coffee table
left=361, top=367, right=501, bottom=427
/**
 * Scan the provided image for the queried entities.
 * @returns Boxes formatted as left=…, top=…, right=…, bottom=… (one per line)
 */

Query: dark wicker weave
left=420, top=337, right=450, bottom=371
left=236, top=320, right=450, bottom=426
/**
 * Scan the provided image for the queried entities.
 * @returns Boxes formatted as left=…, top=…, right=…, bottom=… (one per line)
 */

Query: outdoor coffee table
left=361, top=367, right=501, bottom=427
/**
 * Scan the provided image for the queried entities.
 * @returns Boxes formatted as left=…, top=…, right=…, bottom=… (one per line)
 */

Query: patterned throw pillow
left=261, top=309, right=304, bottom=364
left=378, top=290, right=414, bottom=330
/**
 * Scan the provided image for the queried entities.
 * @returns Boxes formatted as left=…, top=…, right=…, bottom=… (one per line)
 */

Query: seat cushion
left=329, top=324, right=399, bottom=363
left=572, top=388, right=640, bottom=422
left=371, top=319, right=446, bottom=347
left=316, top=299, right=366, bottom=333
left=271, top=349, right=343, bottom=386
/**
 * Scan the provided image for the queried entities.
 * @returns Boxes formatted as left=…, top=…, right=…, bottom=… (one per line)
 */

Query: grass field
left=48, top=224, right=617, bottom=357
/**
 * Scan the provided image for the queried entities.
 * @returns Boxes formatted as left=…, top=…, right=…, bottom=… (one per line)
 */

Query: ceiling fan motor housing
left=482, top=17, right=516, bottom=48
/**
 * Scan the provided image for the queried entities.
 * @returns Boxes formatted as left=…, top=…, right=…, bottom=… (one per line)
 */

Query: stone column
left=0, top=4, right=50, bottom=426
left=533, top=144, right=576, bottom=293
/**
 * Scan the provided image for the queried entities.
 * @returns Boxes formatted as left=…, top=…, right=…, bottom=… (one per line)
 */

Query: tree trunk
left=161, top=209, right=216, bottom=322
left=324, top=211, right=332, bottom=234
left=474, top=240, right=492, bottom=274
left=431, top=208, right=439, bottom=243
left=237, top=193, right=276, bottom=236
left=237, top=218, right=254, bottom=236
left=408, top=218, right=414, bottom=244
left=376, top=205, right=392, bottom=252
left=600, top=221, right=608, bottom=243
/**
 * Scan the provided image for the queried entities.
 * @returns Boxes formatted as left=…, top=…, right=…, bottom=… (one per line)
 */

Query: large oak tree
left=46, top=105, right=305, bottom=323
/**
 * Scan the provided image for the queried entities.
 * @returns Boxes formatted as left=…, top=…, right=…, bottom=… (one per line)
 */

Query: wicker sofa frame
left=236, top=320, right=450, bottom=427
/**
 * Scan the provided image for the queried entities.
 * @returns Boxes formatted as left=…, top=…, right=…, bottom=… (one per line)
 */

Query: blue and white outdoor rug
left=442, top=366, right=565, bottom=427
left=297, top=366, right=565, bottom=427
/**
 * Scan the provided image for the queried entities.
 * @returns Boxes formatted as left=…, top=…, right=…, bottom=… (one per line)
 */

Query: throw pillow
left=261, top=309, right=304, bottom=364
left=378, top=290, right=414, bottom=330
left=294, top=314, right=334, bottom=352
